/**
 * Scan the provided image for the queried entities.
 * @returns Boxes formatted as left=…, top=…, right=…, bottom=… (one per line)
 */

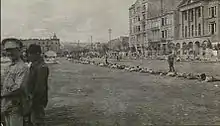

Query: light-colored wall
left=21, top=39, right=61, bottom=54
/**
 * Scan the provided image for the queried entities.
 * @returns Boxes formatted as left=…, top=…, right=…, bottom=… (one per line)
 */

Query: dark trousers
left=169, top=62, right=175, bottom=72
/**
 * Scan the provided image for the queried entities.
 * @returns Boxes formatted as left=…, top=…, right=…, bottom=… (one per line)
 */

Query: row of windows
left=182, top=24, right=202, bottom=38
left=130, top=13, right=146, bottom=24
left=36, top=42, right=59, bottom=45
left=182, top=7, right=202, bottom=21
left=182, top=22, right=216, bottom=38
left=182, top=6, right=217, bottom=21
left=130, top=25, right=143, bottom=34
left=129, top=5, right=147, bottom=16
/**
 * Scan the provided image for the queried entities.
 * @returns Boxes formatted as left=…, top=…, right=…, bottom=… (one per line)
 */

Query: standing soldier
left=167, top=51, right=175, bottom=72
left=105, top=54, right=108, bottom=64
left=1, top=38, right=29, bottom=126
left=26, top=44, right=49, bottom=126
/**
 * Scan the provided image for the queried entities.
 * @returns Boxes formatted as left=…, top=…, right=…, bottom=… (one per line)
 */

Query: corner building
left=129, top=0, right=148, bottom=56
left=176, top=0, right=220, bottom=59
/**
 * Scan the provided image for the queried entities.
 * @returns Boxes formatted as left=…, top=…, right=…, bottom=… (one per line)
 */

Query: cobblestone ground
left=1, top=59, right=220, bottom=125
left=92, top=58, right=220, bottom=77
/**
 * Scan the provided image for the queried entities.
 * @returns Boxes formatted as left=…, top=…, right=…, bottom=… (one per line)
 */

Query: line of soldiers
left=1, top=38, right=49, bottom=126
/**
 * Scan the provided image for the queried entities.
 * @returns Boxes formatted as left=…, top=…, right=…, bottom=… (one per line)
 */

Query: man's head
left=27, top=44, right=42, bottom=62
left=2, top=38, right=23, bottom=62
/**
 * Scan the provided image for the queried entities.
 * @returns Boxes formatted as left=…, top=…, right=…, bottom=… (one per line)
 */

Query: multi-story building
left=129, top=0, right=148, bottom=55
left=146, top=10, right=179, bottom=56
left=129, top=0, right=181, bottom=56
left=176, top=0, right=220, bottom=59
left=21, top=34, right=61, bottom=55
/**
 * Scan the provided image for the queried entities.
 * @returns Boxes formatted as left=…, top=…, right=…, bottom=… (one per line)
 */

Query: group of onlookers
left=1, top=38, right=49, bottom=126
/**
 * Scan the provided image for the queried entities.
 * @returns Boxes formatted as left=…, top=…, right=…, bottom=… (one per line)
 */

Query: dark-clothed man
left=26, top=44, right=49, bottom=126
left=167, top=51, right=175, bottom=72
left=105, top=54, right=108, bottom=64
left=1, top=38, right=29, bottom=126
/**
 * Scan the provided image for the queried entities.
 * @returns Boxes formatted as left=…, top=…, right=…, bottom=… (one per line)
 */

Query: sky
left=1, top=0, right=135, bottom=43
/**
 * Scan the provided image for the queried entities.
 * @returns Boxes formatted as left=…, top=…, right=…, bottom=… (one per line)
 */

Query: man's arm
left=2, top=66, right=29, bottom=98
left=33, top=66, right=49, bottom=95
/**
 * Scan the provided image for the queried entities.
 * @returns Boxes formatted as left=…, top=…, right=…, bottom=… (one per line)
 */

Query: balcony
left=150, top=26, right=160, bottom=30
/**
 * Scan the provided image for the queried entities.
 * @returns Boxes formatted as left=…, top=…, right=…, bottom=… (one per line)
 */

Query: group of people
left=1, top=38, right=49, bottom=126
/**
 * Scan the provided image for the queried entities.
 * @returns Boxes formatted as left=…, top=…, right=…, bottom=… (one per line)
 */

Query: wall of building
left=129, top=0, right=148, bottom=55
left=21, top=37, right=61, bottom=55
left=175, top=0, right=220, bottom=59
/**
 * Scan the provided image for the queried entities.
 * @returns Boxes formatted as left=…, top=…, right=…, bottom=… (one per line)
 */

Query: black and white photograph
left=1, top=0, right=220, bottom=125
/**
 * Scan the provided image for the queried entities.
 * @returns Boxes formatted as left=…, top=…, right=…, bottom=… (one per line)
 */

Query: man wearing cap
left=26, top=44, right=49, bottom=126
left=1, top=38, right=30, bottom=126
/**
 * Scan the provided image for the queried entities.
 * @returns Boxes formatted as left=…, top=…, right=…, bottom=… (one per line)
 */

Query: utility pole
left=91, top=36, right=93, bottom=47
left=160, top=0, right=163, bottom=56
left=77, top=40, right=80, bottom=47
left=160, top=0, right=163, bottom=14
left=108, top=28, right=112, bottom=50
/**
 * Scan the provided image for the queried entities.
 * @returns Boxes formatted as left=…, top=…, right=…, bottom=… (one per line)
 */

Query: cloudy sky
left=1, top=0, right=135, bottom=42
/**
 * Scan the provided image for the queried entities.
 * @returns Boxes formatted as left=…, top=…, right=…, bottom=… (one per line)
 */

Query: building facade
left=129, top=0, right=148, bottom=55
left=175, top=0, right=220, bottom=59
left=146, top=11, right=178, bottom=56
left=129, top=0, right=220, bottom=59
left=108, top=36, right=129, bottom=52
left=21, top=34, right=61, bottom=55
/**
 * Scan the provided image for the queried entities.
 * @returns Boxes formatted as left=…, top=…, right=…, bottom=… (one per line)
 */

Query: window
left=129, top=10, right=132, bottom=17
left=185, top=26, right=187, bottom=38
left=138, top=16, right=141, bottom=21
left=143, top=5, right=146, bottom=11
left=162, top=18, right=165, bottom=26
left=210, top=22, right=216, bottom=35
left=189, top=26, right=191, bottom=37
left=143, top=24, right=146, bottom=31
left=198, top=24, right=201, bottom=36
left=191, top=9, right=194, bottom=21
left=143, top=14, right=146, bottom=19
left=138, top=26, right=141, bottom=32
left=209, top=7, right=216, bottom=18
left=195, top=25, right=197, bottom=36
left=164, top=18, right=166, bottom=25
left=165, top=30, right=167, bottom=38
left=198, top=7, right=201, bottom=17
left=192, top=25, right=194, bottom=36
left=183, top=11, right=187, bottom=20
left=137, top=7, right=140, bottom=12
left=211, top=7, right=215, bottom=17
left=209, top=8, right=211, bottom=17
left=214, top=6, right=217, bottom=16
left=162, top=31, right=165, bottom=38
left=182, top=25, right=184, bottom=37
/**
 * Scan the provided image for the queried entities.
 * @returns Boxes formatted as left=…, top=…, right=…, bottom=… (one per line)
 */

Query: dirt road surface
left=41, top=59, right=220, bottom=126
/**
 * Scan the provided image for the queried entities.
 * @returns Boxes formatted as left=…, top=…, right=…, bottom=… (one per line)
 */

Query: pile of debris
left=75, top=59, right=220, bottom=83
